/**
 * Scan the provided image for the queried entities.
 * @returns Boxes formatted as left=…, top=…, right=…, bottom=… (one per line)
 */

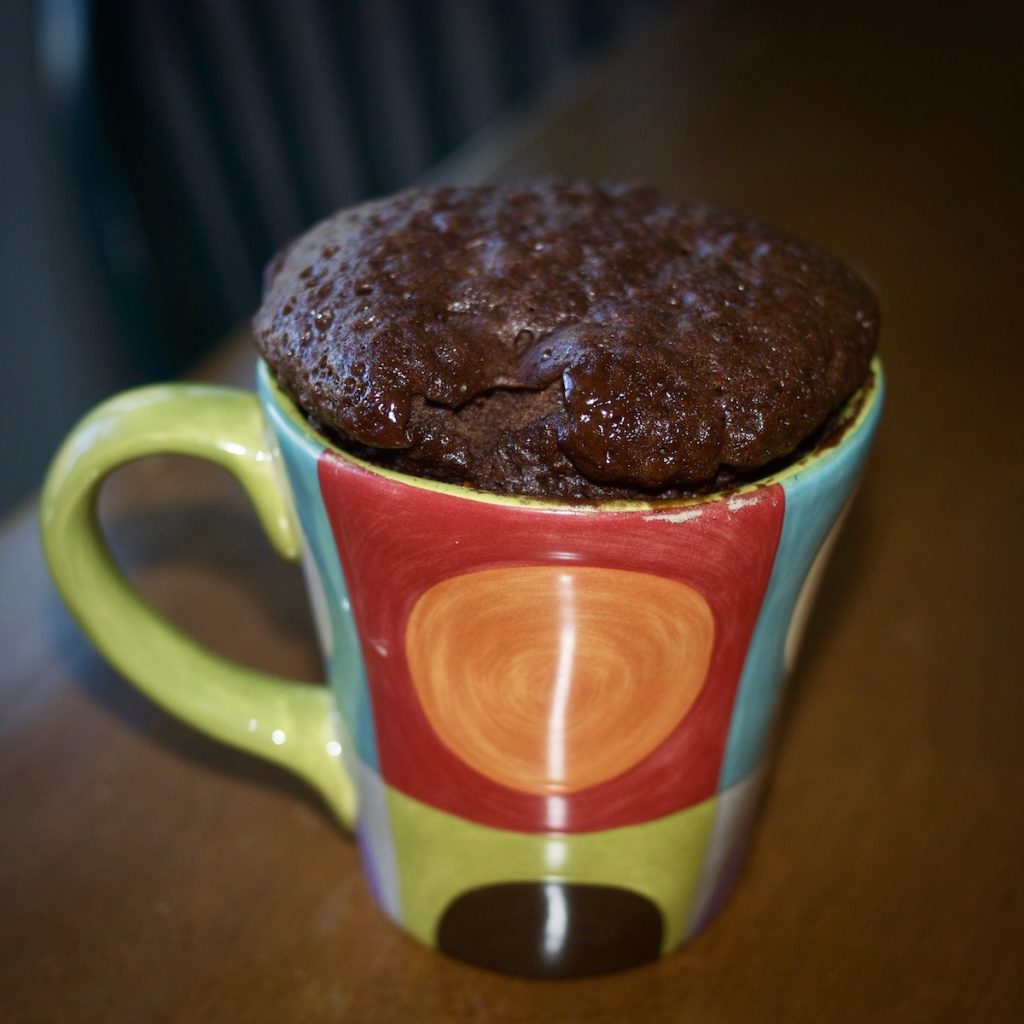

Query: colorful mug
left=41, top=357, right=883, bottom=978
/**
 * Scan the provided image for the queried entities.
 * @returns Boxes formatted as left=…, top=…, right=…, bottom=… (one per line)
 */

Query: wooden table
left=3, top=0, right=1022, bottom=1019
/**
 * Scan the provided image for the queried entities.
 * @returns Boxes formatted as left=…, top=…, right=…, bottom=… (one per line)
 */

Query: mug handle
left=39, top=383, right=357, bottom=829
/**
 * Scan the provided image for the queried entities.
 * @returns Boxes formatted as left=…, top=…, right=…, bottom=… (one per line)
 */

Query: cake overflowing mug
left=41, top=354, right=882, bottom=978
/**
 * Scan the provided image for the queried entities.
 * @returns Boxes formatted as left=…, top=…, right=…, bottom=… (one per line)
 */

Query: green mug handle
left=40, top=383, right=357, bottom=828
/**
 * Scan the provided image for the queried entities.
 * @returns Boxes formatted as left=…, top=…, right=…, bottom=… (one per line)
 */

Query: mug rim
left=258, top=356, right=884, bottom=513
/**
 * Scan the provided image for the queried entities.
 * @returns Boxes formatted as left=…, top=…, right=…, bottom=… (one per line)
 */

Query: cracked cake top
left=254, top=181, right=878, bottom=500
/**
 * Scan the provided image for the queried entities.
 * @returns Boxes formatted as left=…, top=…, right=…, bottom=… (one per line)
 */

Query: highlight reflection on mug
left=370, top=565, right=727, bottom=975
left=407, top=566, right=713, bottom=798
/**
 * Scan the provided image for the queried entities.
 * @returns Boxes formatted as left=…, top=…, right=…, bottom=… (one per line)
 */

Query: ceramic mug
left=41, top=357, right=883, bottom=978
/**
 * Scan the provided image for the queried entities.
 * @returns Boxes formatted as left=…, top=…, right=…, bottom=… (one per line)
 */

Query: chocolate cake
left=254, top=182, right=878, bottom=500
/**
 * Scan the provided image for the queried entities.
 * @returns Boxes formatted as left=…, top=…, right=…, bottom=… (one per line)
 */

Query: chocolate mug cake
left=253, top=181, right=878, bottom=500
left=43, top=179, right=883, bottom=977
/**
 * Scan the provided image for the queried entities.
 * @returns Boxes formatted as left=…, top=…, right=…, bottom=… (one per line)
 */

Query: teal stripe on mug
left=261, top=371, right=380, bottom=774
left=719, top=381, right=884, bottom=789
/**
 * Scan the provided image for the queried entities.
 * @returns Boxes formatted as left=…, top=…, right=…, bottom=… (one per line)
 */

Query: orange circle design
left=404, top=566, right=714, bottom=795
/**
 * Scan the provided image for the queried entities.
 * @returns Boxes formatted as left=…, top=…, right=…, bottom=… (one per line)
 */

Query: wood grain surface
left=3, top=0, right=1022, bottom=1019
